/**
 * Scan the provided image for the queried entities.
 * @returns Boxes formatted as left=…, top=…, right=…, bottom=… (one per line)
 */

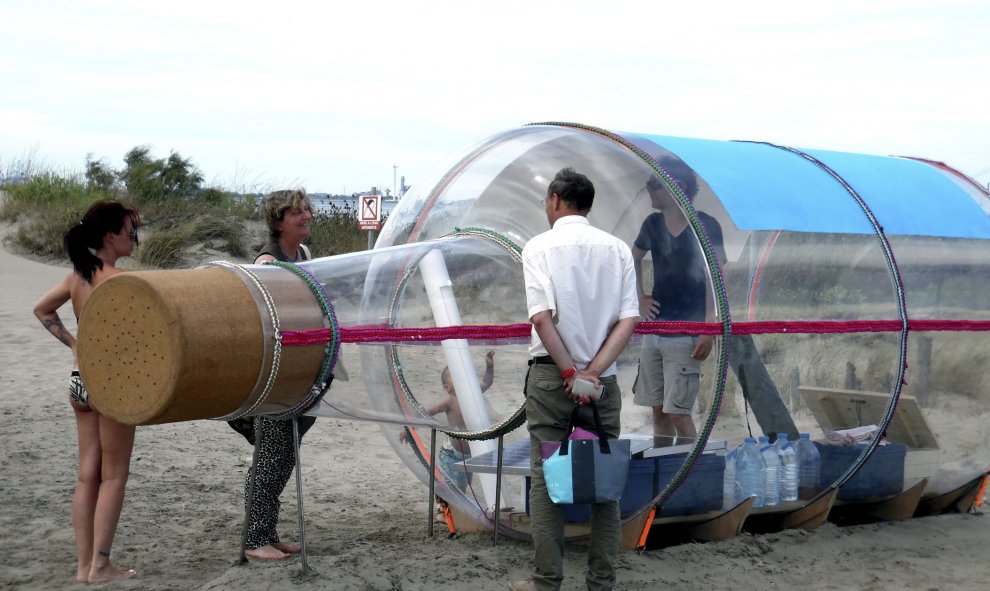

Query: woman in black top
left=239, top=189, right=318, bottom=559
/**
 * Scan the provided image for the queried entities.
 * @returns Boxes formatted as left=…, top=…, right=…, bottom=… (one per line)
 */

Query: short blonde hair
left=263, top=189, right=312, bottom=238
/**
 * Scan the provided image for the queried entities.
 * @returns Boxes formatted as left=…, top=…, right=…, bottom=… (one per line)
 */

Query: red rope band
left=280, top=319, right=990, bottom=346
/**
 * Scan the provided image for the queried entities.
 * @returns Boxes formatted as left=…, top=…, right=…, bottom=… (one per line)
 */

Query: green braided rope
left=527, top=122, right=732, bottom=513
left=747, top=141, right=911, bottom=500
left=387, top=228, right=527, bottom=441
left=266, top=260, right=339, bottom=417
left=442, top=226, right=523, bottom=258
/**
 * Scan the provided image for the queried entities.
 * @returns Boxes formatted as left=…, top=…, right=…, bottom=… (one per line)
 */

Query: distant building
left=0, top=172, right=28, bottom=186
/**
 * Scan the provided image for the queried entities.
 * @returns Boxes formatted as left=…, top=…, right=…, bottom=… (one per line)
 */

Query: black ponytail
left=63, top=200, right=142, bottom=283
left=63, top=222, right=102, bottom=283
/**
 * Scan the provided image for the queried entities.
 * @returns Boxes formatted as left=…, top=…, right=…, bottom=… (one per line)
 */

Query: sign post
left=358, top=194, right=382, bottom=250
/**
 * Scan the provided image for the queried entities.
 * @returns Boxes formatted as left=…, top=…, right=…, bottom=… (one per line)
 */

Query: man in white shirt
left=511, top=168, right=640, bottom=591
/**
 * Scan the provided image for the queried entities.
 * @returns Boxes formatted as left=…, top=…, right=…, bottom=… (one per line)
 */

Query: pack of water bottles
left=723, top=432, right=822, bottom=508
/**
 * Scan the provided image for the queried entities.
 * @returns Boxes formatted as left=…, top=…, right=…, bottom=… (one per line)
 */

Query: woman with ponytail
left=33, top=200, right=142, bottom=584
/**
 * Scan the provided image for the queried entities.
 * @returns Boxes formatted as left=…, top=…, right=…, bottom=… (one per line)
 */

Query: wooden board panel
left=800, top=386, right=939, bottom=449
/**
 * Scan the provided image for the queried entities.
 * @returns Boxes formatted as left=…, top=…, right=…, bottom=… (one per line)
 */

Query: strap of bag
left=556, top=406, right=582, bottom=456
left=589, top=401, right=612, bottom=454
left=556, top=402, right=613, bottom=455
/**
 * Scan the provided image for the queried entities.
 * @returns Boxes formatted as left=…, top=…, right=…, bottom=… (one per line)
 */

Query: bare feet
left=273, top=541, right=301, bottom=554
left=88, top=563, right=136, bottom=584
left=245, top=545, right=290, bottom=560
left=76, top=567, right=90, bottom=584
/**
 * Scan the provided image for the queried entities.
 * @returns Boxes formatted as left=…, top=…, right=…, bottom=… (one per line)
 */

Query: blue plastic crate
left=816, top=442, right=906, bottom=501
left=625, top=453, right=725, bottom=517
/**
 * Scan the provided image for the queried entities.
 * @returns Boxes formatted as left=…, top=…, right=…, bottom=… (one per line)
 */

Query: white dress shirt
left=522, top=215, right=640, bottom=377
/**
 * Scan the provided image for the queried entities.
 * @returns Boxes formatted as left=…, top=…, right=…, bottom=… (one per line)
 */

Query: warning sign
left=358, top=195, right=382, bottom=231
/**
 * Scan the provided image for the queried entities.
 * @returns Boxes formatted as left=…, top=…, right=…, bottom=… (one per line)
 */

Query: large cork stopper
left=77, top=265, right=326, bottom=425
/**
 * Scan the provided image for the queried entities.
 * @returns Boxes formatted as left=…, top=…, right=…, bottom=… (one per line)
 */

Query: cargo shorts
left=632, top=334, right=700, bottom=415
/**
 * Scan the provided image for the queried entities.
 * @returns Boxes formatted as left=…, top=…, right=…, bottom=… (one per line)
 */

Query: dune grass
left=308, top=203, right=375, bottom=257
left=1, top=154, right=372, bottom=266
left=1, top=173, right=113, bottom=257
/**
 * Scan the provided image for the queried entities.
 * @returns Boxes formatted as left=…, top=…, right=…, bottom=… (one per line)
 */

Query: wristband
left=560, top=366, right=577, bottom=379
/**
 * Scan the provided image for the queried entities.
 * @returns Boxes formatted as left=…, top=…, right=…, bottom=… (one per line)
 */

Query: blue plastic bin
left=623, top=453, right=725, bottom=517
left=815, top=442, right=906, bottom=501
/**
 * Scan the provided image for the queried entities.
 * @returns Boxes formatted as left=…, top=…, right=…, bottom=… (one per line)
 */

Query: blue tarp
left=628, top=133, right=990, bottom=240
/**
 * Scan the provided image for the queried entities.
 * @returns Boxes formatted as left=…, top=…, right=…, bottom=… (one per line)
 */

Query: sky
left=1, top=0, right=988, bottom=196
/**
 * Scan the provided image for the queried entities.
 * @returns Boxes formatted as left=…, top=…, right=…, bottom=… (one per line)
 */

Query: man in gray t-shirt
left=632, top=159, right=725, bottom=442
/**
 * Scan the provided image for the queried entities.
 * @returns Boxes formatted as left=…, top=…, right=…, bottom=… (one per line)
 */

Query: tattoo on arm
left=42, top=317, right=74, bottom=348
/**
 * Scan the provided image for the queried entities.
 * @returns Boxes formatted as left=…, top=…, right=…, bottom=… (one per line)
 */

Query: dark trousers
left=526, top=363, right=622, bottom=591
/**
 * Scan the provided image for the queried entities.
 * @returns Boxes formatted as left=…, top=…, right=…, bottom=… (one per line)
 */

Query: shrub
left=132, top=198, right=251, bottom=265
left=138, top=225, right=192, bottom=268
left=9, top=207, right=85, bottom=257
left=0, top=173, right=103, bottom=221
left=120, top=146, right=203, bottom=203
left=85, top=155, right=117, bottom=192
left=0, top=173, right=110, bottom=256
left=307, top=204, right=373, bottom=256
left=189, top=215, right=247, bottom=258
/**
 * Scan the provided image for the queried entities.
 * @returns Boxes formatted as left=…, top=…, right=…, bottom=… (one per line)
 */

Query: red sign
left=358, top=195, right=382, bottom=231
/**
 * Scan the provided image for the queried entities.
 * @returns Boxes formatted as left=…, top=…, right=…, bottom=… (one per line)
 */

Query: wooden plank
left=871, top=478, right=928, bottom=521
left=780, top=487, right=838, bottom=530
left=688, top=497, right=753, bottom=541
left=742, top=490, right=838, bottom=533
left=799, top=386, right=939, bottom=449
left=915, top=476, right=983, bottom=516
left=954, top=476, right=985, bottom=513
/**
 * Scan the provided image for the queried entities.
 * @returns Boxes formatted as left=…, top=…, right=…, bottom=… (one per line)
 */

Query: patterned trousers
left=243, top=415, right=314, bottom=549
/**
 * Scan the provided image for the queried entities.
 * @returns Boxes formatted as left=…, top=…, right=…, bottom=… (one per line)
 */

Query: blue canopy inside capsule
left=628, top=133, right=990, bottom=240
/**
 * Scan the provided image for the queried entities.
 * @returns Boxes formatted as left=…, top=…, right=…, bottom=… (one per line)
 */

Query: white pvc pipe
left=419, top=248, right=499, bottom=508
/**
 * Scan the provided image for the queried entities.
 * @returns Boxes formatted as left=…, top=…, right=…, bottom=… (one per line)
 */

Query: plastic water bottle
left=722, top=449, right=737, bottom=508
left=759, top=435, right=781, bottom=507
left=735, top=437, right=766, bottom=508
left=795, top=432, right=822, bottom=500
left=775, top=433, right=799, bottom=502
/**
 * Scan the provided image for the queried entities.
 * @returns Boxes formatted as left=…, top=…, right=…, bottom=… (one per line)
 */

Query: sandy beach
left=2, top=236, right=990, bottom=591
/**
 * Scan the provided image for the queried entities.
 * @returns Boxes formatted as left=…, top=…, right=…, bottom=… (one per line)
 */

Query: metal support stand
left=428, top=429, right=438, bottom=537
left=292, top=417, right=312, bottom=576
left=493, top=433, right=505, bottom=546
left=239, top=417, right=263, bottom=565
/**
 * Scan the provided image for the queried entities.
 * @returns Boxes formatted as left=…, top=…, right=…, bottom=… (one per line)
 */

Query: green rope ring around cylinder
left=266, top=259, right=340, bottom=417
left=385, top=227, right=528, bottom=442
